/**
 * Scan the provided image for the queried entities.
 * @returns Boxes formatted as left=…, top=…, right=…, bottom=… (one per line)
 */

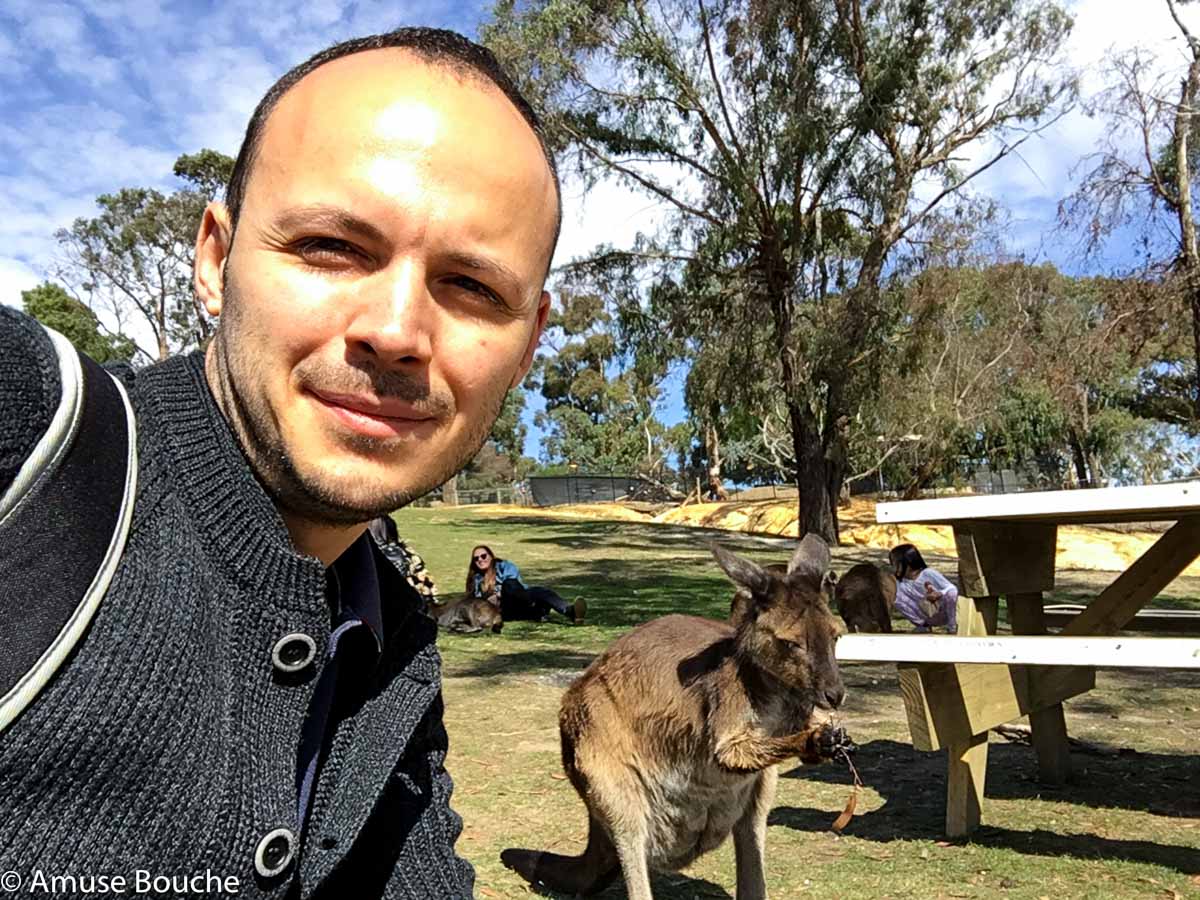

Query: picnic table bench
left=834, top=481, right=1200, bottom=837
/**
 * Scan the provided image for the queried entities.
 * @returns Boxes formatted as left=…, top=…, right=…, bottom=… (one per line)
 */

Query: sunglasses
left=473, top=553, right=490, bottom=562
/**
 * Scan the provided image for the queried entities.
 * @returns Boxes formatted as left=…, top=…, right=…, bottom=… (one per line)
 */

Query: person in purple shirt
left=890, top=543, right=959, bottom=633
left=467, top=544, right=587, bottom=624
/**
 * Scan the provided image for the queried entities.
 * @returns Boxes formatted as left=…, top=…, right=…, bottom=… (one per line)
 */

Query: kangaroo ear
left=711, top=544, right=771, bottom=596
left=787, top=533, right=831, bottom=580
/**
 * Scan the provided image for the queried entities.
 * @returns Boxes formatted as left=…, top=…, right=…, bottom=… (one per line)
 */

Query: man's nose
left=345, top=262, right=433, bottom=364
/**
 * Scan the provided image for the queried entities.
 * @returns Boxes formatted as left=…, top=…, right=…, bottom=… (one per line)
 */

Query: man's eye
left=293, top=237, right=361, bottom=264
left=448, top=275, right=502, bottom=305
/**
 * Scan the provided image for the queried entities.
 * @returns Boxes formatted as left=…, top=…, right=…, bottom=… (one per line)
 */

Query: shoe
left=571, top=596, right=587, bottom=625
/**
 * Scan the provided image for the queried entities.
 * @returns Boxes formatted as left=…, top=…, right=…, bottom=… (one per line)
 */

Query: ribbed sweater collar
left=134, top=350, right=327, bottom=611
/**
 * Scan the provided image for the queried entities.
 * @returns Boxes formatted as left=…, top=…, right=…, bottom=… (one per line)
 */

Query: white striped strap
left=0, top=327, right=137, bottom=734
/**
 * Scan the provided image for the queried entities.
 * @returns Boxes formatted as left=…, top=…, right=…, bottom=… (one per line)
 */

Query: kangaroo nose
left=824, top=684, right=846, bottom=708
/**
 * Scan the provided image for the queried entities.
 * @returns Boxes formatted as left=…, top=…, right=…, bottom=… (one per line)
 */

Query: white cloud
left=552, top=173, right=669, bottom=270
left=957, top=2, right=1200, bottom=223
left=0, top=256, right=44, bottom=308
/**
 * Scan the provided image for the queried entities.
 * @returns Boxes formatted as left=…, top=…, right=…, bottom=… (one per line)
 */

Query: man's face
left=199, top=51, right=555, bottom=525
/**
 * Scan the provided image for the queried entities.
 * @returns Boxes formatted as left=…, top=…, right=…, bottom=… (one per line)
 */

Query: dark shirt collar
left=328, top=532, right=385, bottom=652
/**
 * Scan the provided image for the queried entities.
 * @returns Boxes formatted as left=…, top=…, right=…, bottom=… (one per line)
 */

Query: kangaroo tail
left=501, top=816, right=619, bottom=896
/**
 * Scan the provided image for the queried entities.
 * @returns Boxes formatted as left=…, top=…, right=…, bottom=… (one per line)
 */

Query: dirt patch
left=457, top=496, right=1200, bottom=577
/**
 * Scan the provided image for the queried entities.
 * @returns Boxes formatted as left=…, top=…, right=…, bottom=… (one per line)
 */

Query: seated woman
left=889, top=543, right=959, bottom=633
left=467, top=545, right=586, bottom=624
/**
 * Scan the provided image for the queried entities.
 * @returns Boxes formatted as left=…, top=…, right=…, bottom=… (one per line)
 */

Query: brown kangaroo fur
left=501, top=535, right=847, bottom=899
left=834, top=564, right=897, bottom=633
left=731, top=563, right=836, bottom=626
left=434, top=595, right=503, bottom=634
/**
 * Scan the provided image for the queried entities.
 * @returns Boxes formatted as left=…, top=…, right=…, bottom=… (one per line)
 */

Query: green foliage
left=55, top=149, right=234, bottom=362
left=173, top=149, right=235, bottom=200
left=489, top=386, right=530, bottom=461
left=458, top=388, right=536, bottom=489
left=852, top=260, right=1180, bottom=493
left=486, top=0, right=1075, bottom=537
left=21, top=282, right=136, bottom=364
left=531, top=290, right=672, bottom=474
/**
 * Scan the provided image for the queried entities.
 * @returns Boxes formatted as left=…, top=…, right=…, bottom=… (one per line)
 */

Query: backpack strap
left=0, top=326, right=137, bottom=734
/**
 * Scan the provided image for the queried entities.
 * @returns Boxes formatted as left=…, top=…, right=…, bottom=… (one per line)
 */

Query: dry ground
left=394, top=506, right=1200, bottom=900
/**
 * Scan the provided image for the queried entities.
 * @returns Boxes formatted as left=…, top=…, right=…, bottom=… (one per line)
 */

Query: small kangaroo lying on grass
left=501, top=535, right=850, bottom=899
left=434, top=596, right=503, bottom=634
left=834, top=563, right=897, bottom=633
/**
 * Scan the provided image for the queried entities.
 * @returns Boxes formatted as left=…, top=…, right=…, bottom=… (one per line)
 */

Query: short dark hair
left=225, top=27, right=561, bottom=267
left=889, top=543, right=927, bottom=580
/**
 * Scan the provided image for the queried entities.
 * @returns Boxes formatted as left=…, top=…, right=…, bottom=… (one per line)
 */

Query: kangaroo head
left=712, top=535, right=846, bottom=713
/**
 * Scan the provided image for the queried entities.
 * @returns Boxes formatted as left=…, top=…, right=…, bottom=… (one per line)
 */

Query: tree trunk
left=791, top=409, right=838, bottom=542
left=1067, top=428, right=1091, bottom=488
left=761, top=239, right=839, bottom=544
left=442, top=474, right=459, bottom=506
left=823, top=415, right=850, bottom=539
left=1173, top=40, right=1200, bottom=417
left=704, top=420, right=728, bottom=501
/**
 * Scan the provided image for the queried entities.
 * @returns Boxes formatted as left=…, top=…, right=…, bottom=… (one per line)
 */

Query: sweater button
left=254, top=827, right=296, bottom=878
left=271, top=633, right=317, bottom=673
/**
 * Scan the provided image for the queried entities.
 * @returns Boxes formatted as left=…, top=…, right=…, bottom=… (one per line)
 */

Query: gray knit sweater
left=0, top=307, right=474, bottom=898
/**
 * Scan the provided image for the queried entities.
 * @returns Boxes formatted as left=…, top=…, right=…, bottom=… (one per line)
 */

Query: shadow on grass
left=775, top=738, right=1200, bottom=873
left=473, top=514, right=794, bottom=556
left=519, top=870, right=732, bottom=899
left=452, top=648, right=599, bottom=679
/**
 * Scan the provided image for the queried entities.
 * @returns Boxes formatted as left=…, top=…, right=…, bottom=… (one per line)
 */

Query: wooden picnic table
left=835, top=481, right=1200, bottom=837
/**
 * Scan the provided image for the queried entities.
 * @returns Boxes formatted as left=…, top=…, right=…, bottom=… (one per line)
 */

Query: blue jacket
left=472, top=559, right=525, bottom=597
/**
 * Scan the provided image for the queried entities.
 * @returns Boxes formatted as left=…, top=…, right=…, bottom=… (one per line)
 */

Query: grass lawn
left=395, top=505, right=1200, bottom=899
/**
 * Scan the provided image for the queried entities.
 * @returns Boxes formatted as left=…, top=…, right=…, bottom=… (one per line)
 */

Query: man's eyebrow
left=443, top=250, right=525, bottom=297
left=270, top=205, right=387, bottom=244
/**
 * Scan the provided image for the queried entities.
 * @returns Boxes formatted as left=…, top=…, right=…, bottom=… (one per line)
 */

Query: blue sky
left=2, top=1, right=1198, bottom=459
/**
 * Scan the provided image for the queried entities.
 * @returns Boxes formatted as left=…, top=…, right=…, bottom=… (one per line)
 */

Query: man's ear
left=194, top=202, right=233, bottom=317
left=511, top=289, right=551, bottom=389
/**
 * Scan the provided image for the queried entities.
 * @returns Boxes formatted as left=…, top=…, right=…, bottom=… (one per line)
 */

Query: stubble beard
left=205, top=275, right=508, bottom=528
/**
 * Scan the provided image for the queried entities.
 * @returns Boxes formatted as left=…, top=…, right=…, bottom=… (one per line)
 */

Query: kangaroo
left=501, top=535, right=850, bottom=899
left=731, top=563, right=837, bottom=626
left=434, top=595, right=503, bottom=634
left=834, top=563, right=896, bottom=633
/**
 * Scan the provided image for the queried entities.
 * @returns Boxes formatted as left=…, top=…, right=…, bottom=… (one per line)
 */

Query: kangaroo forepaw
left=804, top=723, right=855, bottom=763
left=500, top=848, right=542, bottom=883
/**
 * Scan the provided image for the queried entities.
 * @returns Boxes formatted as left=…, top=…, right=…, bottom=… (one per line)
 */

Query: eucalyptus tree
left=55, top=150, right=233, bottom=363
left=1062, top=0, right=1200, bottom=418
left=21, top=281, right=136, bottom=364
left=487, top=0, right=1075, bottom=540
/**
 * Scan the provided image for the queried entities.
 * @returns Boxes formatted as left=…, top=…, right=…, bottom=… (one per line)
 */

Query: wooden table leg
left=944, top=594, right=997, bottom=837
left=1008, top=594, right=1072, bottom=784
left=947, top=731, right=988, bottom=837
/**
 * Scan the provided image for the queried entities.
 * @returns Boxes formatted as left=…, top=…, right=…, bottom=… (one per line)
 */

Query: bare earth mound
left=464, top=496, right=1199, bottom=576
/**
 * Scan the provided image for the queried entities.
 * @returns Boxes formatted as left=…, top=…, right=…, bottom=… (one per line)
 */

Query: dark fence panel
left=529, top=474, right=648, bottom=507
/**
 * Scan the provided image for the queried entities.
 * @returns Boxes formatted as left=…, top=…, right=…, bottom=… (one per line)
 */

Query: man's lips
left=308, top=389, right=436, bottom=439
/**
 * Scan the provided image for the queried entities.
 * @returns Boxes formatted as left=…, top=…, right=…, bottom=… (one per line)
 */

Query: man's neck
left=283, top=514, right=367, bottom=567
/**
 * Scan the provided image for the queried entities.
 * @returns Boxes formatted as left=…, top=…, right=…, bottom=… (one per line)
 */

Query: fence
left=528, top=474, right=649, bottom=507
left=455, top=487, right=528, bottom=506
left=408, top=485, right=530, bottom=507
